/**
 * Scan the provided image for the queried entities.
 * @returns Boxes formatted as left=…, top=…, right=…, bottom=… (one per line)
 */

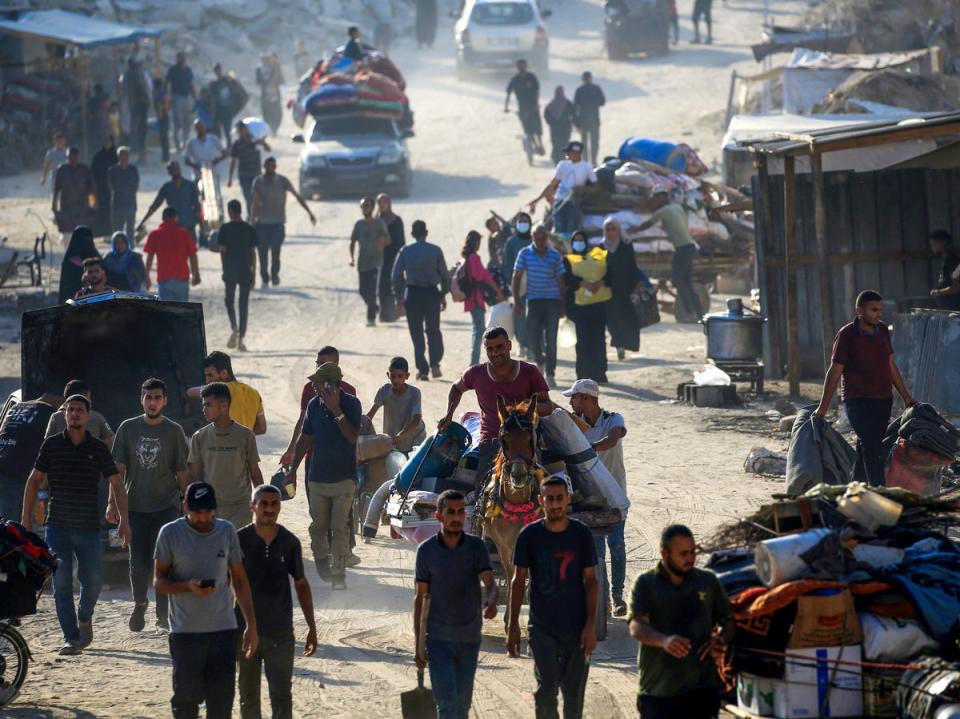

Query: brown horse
left=477, top=395, right=546, bottom=630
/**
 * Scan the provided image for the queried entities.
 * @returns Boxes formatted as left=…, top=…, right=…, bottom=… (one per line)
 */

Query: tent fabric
left=785, top=406, right=857, bottom=497
left=0, top=9, right=162, bottom=49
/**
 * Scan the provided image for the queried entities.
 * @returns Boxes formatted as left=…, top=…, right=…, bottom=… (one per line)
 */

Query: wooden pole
left=783, top=155, right=801, bottom=396
left=811, top=152, right=834, bottom=374
left=756, top=153, right=783, bottom=376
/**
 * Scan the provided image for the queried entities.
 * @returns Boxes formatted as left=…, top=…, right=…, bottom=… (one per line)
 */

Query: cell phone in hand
left=323, top=381, right=334, bottom=393
left=199, top=578, right=216, bottom=589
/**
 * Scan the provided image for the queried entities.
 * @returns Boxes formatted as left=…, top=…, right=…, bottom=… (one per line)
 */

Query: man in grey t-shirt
left=155, top=481, right=258, bottom=718
left=350, top=196, right=389, bottom=326
left=564, top=378, right=629, bottom=617
left=414, top=490, right=497, bottom=719
left=111, top=378, right=189, bottom=633
left=250, top=156, right=315, bottom=287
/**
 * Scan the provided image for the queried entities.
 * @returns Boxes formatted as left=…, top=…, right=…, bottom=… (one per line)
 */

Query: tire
left=0, top=622, right=29, bottom=707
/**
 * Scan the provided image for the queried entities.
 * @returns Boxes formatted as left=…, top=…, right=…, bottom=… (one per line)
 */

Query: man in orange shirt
left=144, top=207, right=201, bottom=301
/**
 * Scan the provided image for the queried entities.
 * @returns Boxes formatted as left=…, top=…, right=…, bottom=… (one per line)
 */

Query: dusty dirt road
left=0, top=0, right=814, bottom=716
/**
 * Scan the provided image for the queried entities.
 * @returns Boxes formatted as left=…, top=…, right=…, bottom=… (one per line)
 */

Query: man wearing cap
left=564, top=378, right=628, bottom=617
left=392, top=219, right=450, bottom=381
left=636, top=191, right=703, bottom=321
left=237, top=484, right=317, bottom=719
left=154, top=481, right=259, bottom=719
left=188, top=382, right=264, bottom=529
left=22, top=393, right=130, bottom=656
left=529, top=141, right=598, bottom=237
left=508, top=474, right=599, bottom=718
left=285, top=362, right=362, bottom=590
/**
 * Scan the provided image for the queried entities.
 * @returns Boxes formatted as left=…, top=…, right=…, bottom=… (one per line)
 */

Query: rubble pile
left=805, top=0, right=949, bottom=55
left=812, top=68, right=960, bottom=113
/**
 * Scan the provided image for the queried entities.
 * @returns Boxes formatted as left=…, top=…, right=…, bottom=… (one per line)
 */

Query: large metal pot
left=701, top=299, right=766, bottom=361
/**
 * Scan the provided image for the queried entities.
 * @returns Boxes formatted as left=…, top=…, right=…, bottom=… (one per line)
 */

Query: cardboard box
left=789, top=591, right=863, bottom=649
left=773, top=646, right=863, bottom=718
left=738, top=673, right=777, bottom=717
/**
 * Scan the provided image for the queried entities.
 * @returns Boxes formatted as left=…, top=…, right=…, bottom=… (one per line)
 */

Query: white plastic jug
left=558, top=318, right=577, bottom=349
left=837, top=482, right=903, bottom=532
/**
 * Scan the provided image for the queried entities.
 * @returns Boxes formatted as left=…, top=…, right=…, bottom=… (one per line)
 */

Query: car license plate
left=489, top=36, right=519, bottom=47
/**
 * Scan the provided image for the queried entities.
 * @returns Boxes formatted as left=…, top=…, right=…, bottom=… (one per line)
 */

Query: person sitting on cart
left=366, top=357, right=425, bottom=456
left=528, top=141, right=597, bottom=238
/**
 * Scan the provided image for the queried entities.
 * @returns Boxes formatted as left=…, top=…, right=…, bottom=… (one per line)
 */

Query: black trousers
left=129, top=506, right=179, bottom=622
left=638, top=688, right=720, bottom=719
left=573, top=302, right=608, bottom=382
left=237, top=629, right=295, bottom=719
left=527, top=299, right=562, bottom=375
left=158, top=115, right=171, bottom=162
left=671, top=244, right=704, bottom=320
left=359, top=269, right=379, bottom=323
left=405, top=285, right=444, bottom=374
left=225, top=280, right=252, bottom=336
left=169, top=629, right=237, bottom=719
left=845, top=396, right=893, bottom=487
left=580, top=125, right=600, bottom=167
left=379, top=245, right=400, bottom=321
left=529, top=626, right=588, bottom=719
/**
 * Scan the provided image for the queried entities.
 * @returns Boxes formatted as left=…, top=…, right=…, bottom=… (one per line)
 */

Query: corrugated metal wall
left=755, top=167, right=958, bottom=379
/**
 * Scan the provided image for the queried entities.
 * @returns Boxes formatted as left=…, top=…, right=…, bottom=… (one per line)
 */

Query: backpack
left=450, top=261, right=475, bottom=302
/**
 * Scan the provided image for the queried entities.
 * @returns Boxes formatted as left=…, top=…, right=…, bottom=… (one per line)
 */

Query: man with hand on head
left=629, top=524, right=733, bottom=719
left=155, top=481, right=258, bottom=719
left=237, top=484, right=317, bottom=719
left=414, top=489, right=497, bottom=719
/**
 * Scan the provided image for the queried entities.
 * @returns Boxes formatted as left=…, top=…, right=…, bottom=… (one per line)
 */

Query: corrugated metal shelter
left=748, top=112, right=960, bottom=395
left=0, top=9, right=162, bottom=49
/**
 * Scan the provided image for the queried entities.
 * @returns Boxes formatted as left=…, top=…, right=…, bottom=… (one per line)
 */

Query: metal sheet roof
left=0, top=9, right=161, bottom=49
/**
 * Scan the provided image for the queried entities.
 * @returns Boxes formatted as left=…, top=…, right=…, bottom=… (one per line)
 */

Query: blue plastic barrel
left=395, top=422, right=472, bottom=492
left=617, top=137, right=686, bottom=172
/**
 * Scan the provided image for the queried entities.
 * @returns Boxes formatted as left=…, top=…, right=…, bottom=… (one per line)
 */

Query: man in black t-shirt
left=237, top=484, right=317, bottom=719
left=0, top=392, right=60, bottom=521
left=21, top=394, right=131, bottom=656
left=509, top=475, right=598, bottom=719
left=218, top=199, right=259, bottom=351
left=227, top=121, right=269, bottom=218
left=505, top=59, right=545, bottom=155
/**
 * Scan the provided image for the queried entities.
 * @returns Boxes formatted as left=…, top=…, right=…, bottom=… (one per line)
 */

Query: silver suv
left=455, top=0, right=551, bottom=78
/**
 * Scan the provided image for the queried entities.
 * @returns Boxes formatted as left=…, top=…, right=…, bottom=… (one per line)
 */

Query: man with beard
left=629, top=525, right=733, bottom=719
left=110, top=378, right=190, bottom=634
left=508, top=475, right=598, bottom=719
left=73, top=257, right=115, bottom=298
left=237, top=484, right=317, bottom=719
left=414, top=489, right=497, bottom=718
left=251, top=156, right=315, bottom=288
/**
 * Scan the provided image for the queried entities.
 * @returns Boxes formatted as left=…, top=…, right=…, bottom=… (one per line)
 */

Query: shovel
left=401, top=595, right=436, bottom=719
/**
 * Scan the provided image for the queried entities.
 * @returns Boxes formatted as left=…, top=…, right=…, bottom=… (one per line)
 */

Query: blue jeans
left=158, top=279, right=189, bottom=301
left=45, top=524, right=103, bottom=642
left=239, top=175, right=256, bottom=219
left=470, top=305, right=485, bottom=366
left=526, top=298, right=562, bottom=375
left=0, top=475, right=24, bottom=522
left=594, top=519, right=627, bottom=599
left=427, top=639, right=480, bottom=719
left=553, top=198, right=582, bottom=237
left=514, top=296, right=529, bottom=349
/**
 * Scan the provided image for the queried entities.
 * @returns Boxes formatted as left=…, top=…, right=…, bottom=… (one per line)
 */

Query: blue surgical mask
left=516, top=222, right=530, bottom=234
left=572, top=240, right=586, bottom=253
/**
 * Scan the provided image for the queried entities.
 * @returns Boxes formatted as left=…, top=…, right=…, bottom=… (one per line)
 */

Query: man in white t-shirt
left=529, top=140, right=597, bottom=237
left=184, top=119, right=227, bottom=181
left=563, top=378, right=629, bottom=616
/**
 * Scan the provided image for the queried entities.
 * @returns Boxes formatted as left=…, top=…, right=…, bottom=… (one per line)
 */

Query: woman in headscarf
left=416, top=0, right=438, bottom=48
left=90, top=135, right=117, bottom=237
left=376, top=193, right=405, bottom=322
left=543, top=86, right=575, bottom=164
left=102, top=231, right=146, bottom=292
left=564, top=230, right=610, bottom=382
left=602, top=218, right=641, bottom=360
left=58, top=226, right=99, bottom=303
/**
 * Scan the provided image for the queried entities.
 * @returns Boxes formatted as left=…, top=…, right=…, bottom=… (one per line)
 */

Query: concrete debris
left=744, top=446, right=788, bottom=477
left=813, top=70, right=960, bottom=114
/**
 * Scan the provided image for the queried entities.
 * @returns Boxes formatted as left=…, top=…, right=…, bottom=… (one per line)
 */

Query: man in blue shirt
left=285, top=362, right=361, bottom=590
left=512, top=225, right=565, bottom=386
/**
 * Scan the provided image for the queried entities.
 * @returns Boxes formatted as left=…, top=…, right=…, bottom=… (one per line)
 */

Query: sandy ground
left=0, top=0, right=820, bottom=716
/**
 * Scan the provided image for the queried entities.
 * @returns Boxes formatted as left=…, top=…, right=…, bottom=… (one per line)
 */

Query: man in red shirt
left=144, top=206, right=201, bottom=301
left=816, top=290, right=915, bottom=486
left=438, top=326, right=551, bottom=486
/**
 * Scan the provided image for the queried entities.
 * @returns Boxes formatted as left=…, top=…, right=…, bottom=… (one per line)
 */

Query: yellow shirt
left=227, top=380, right=264, bottom=431
left=567, top=248, right=612, bottom=306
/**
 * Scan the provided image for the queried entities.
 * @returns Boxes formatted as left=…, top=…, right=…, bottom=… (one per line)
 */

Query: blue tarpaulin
left=0, top=9, right=162, bottom=49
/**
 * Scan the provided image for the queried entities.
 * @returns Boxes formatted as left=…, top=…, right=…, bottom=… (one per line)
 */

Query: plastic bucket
left=395, top=422, right=472, bottom=493
left=755, top=528, right=834, bottom=588
left=837, top=482, right=903, bottom=531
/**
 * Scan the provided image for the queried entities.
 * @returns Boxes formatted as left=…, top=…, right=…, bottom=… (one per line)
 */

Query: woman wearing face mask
left=564, top=230, right=610, bottom=381
left=501, top=213, right=533, bottom=357
left=603, top=217, right=642, bottom=360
